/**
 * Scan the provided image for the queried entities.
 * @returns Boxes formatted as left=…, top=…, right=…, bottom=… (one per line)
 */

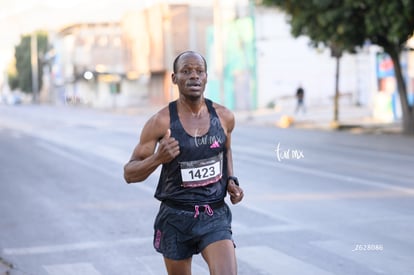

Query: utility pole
left=31, top=32, right=39, bottom=103
left=214, top=0, right=225, bottom=105
left=330, top=44, right=342, bottom=128
left=249, top=0, right=257, bottom=110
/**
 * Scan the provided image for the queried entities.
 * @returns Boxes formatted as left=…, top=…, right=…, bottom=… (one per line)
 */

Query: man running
left=124, top=51, right=244, bottom=275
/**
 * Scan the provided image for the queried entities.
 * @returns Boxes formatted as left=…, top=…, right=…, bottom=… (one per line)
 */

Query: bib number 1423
left=180, top=153, right=223, bottom=188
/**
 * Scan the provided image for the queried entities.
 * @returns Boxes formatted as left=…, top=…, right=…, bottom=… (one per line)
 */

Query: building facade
left=48, top=22, right=147, bottom=108
left=42, top=2, right=413, bottom=118
left=121, top=3, right=213, bottom=105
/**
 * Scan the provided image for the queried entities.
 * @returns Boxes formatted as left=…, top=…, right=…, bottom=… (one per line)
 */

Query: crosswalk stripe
left=43, top=262, right=101, bottom=275
left=237, top=246, right=331, bottom=275
left=3, top=237, right=152, bottom=256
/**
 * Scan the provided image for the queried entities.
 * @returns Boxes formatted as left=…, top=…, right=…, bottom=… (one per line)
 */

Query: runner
left=124, top=50, right=244, bottom=275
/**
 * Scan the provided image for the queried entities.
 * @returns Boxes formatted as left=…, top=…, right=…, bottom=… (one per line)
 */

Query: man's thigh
left=201, top=239, right=237, bottom=275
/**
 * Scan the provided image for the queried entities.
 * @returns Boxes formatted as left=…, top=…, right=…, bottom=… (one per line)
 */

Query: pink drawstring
left=194, top=205, right=200, bottom=218
left=204, top=204, right=214, bottom=216
left=193, top=204, right=214, bottom=218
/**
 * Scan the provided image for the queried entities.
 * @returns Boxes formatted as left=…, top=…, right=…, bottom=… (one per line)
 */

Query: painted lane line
left=237, top=245, right=331, bottom=275
left=44, top=262, right=101, bottom=275
left=235, top=150, right=414, bottom=194
left=35, top=140, right=155, bottom=195
left=3, top=237, right=152, bottom=256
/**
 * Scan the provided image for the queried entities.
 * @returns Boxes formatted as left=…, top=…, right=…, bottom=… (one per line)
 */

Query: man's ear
left=171, top=73, right=177, bottom=84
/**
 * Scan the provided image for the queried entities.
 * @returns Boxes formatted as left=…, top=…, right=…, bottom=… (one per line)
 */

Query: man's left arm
left=220, top=106, right=243, bottom=204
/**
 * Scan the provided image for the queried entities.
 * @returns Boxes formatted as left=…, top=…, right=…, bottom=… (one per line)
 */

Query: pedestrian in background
left=124, top=50, right=244, bottom=275
left=295, top=84, right=306, bottom=113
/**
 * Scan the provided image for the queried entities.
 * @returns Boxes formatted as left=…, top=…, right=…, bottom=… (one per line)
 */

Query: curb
left=236, top=113, right=403, bottom=134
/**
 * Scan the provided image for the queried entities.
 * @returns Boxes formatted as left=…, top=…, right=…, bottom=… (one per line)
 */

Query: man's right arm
left=123, top=111, right=180, bottom=183
left=123, top=143, right=162, bottom=183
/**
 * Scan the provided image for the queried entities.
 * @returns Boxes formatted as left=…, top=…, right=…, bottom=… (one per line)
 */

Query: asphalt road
left=1, top=104, right=414, bottom=275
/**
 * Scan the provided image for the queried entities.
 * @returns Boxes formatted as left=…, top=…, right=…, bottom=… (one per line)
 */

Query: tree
left=7, top=59, right=19, bottom=91
left=8, top=32, right=48, bottom=94
left=262, top=0, right=414, bottom=135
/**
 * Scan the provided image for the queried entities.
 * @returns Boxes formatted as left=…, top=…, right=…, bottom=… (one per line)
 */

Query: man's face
left=172, top=53, right=207, bottom=99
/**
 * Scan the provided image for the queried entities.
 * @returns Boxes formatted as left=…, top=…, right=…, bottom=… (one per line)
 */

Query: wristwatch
left=227, top=176, right=239, bottom=186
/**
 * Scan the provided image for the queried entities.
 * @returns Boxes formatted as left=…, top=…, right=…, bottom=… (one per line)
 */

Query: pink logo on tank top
left=210, top=140, right=220, bottom=148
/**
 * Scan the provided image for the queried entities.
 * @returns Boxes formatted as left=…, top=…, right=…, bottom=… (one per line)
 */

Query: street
left=1, top=104, right=414, bottom=275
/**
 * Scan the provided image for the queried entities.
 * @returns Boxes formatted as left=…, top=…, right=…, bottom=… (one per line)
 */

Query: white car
left=6, top=94, right=22, bottom=105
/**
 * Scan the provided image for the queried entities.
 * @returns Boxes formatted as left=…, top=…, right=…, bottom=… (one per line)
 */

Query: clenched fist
left=156, top=129, right=180, bottom=164
left=227, top=181, right=244, bottom=204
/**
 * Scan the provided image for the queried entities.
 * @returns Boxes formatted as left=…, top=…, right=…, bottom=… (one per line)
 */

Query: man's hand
left=227, top=181, right=244, bottom=204
left=156, top=129, right=180, bottom=164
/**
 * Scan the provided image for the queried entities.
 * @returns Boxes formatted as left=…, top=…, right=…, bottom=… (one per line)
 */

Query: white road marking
left=43, top=262, right=101, bottom=275
left=35, top=140, right=156, bottom=195
left=136, top=256, right=165, bottom=275
left=234, top=146, right=414, bottom=194
left=237, top=246, right=331, bottom=275
left=35, top=140, right=117, bottom=177
left=10, top=131, right=23, bottom=139
left=3, top=237, right=152, bottom=256
left=41, top=256, right=208, bottom=275
left=2, top=220, right=306, bottom=258
left=233, top=221, right=303, bottom=235
left=137, top=255, right=209, bottom=275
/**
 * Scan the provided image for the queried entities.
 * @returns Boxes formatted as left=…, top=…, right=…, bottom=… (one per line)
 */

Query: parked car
left=6, top=94, right=22, bottom=105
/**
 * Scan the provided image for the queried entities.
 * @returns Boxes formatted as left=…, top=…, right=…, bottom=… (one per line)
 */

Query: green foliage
left=7, top=59, right=19, bottom=90
left=7, top=74, right=19, bottom=91
left=262, top=0, right=414, bottom=134
left=11, top=31, right=48, bottom=93
left=262, top=0, right=414, bottom=53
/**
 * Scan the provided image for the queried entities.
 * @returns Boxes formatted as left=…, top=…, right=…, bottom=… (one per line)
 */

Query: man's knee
left=202, top=240, right=237, bottom=275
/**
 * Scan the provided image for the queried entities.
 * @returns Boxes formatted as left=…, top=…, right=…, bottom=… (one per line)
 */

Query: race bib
left=179, top=152, right=223, bottom=188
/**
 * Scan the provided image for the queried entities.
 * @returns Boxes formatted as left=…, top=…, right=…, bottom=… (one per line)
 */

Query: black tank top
left=154, top=98, right=228, bottom=205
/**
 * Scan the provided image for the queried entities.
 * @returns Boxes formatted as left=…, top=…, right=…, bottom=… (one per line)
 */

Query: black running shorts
left=153, top=202, right=233, bottom=260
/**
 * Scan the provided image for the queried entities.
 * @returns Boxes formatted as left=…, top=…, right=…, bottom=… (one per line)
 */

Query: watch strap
left=228, top=176, right=239, bottom=186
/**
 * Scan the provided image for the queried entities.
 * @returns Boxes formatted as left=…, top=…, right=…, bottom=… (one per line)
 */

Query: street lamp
left=83, top=71, right=94, bottom=80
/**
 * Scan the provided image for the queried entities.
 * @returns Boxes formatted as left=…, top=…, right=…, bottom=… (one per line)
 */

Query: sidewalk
left=234, top=103, right=403, bottom=134
left=108, top=102, right=402, bottom=134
